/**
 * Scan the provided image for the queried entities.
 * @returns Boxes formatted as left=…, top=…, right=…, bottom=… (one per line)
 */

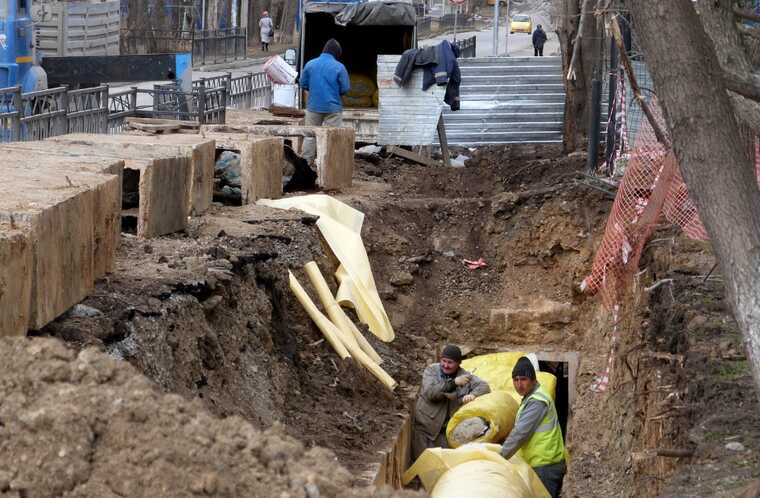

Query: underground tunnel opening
left=120, top=167, right=140, bottom=234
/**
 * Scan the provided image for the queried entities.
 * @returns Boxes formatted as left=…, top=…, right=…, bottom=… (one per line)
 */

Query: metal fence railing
left=1, top=70, right=273, bottom=142
left=454, top=36, right=477, bottom=58
left=120, top=28, right=248, bottom=68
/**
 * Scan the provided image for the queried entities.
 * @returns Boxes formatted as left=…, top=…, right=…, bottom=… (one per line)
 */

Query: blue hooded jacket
left=300, top=53, right=350, bottom=113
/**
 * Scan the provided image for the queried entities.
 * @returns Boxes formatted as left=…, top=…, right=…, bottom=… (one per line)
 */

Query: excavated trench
left=33, top=144, right=758, bottom=497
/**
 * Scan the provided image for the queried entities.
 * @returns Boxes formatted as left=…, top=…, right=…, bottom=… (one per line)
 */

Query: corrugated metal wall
left=441, top=56, right=565, bottom=146
left=35, top=0, right=120, bottom=57
left=377, top=54, right=446, bottom=146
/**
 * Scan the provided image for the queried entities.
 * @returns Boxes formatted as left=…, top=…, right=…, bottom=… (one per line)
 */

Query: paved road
left=420, top=13, right=559, bottom=58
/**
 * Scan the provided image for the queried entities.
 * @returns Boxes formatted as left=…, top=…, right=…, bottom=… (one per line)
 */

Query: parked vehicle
left=510, top=14, right=532, bottom=34
left=297, top=0, right=417, bottom=142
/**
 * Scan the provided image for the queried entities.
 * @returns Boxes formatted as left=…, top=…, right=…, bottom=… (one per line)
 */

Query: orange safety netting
left=584, top=95, right=760, bottom=392
left=581, top=97, right=713, bottom=309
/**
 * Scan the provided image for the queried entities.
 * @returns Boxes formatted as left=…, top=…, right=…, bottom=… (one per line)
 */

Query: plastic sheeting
left=403, top=443, right=550, bottom=498
left=446, top=391, right=519, bottom=448
left=462, top=352, right=557, bottom=403
left=259, top=195, right=395, bottom=342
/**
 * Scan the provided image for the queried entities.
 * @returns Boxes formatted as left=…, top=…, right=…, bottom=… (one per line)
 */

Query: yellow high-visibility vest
left=516, top=385, right=565, bottom=467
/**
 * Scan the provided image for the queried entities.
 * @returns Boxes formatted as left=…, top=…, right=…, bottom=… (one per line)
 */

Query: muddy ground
left=6, top=144, right=757, bottom=497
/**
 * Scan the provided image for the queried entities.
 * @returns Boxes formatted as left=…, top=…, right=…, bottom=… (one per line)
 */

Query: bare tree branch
left=566, top=0, right=595, bottom=80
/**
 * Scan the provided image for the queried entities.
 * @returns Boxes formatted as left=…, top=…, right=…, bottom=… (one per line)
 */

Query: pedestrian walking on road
left=299, top=39, right=350, bottom=166
left=532, top=24, right=547, bottom=56
left=259, top=11, right=273, bottom=52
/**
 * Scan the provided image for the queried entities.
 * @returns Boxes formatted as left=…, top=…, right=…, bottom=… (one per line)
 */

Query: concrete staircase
left=441, top=56, right=565, bottom=146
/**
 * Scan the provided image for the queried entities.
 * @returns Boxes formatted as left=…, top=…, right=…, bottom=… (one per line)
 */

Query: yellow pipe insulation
left=304, top=262, right=384, bottom=365
left=289, top=268, right=397, bottom=391
left=288, top=271, right=351, bottom=360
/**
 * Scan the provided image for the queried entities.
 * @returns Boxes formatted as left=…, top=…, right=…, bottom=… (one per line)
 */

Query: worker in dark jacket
left=412, top=345, right=490, bottom=460
left=500, top=357, right=566, bottom=498
left=300, top=38, right=350, bottom=165
left=532, top=24, right=548, bottom=56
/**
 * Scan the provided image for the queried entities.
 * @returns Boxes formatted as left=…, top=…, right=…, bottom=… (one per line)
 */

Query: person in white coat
left=259, top=11, right=273, bottom=51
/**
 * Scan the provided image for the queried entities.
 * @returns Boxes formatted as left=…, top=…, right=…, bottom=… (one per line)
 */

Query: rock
left=363, top=164, right=383, bottom=177
left=450, top=416, right=489, bottom=446
left=491, top=192, right=521, bottom=217
left=490, top=298, right=576, bottom=336
left=725, top=442, right=745, bottom=452
left=68, top=304, right=103, bottom=318
left=407, top=255, right=432, bottom=265
left=143, top=243, right=153, bottom=254
left=203, top=295, right=224, bottom=312
left=390, top=271, right=414, bottom=287
left=442, top=250, right=456, bottom=258
left=209, top=259, right=233, bottom=271
left=158, top=255, right=169, bottom=264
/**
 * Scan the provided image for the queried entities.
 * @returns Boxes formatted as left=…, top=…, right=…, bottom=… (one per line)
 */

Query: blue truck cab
left=1, top=0, right=46, bottom=91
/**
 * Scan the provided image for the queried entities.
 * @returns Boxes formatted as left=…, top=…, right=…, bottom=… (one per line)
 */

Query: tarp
left=260, top=195, right=395, bottom=342
left=334, top=1, right=416, bottom=26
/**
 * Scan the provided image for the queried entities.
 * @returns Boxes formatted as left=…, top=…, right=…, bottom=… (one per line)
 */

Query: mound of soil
left=0, top=337, right=420, bottom=498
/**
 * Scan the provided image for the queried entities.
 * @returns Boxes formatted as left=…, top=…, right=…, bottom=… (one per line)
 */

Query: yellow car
left=510, top=15, right=532, bottom=34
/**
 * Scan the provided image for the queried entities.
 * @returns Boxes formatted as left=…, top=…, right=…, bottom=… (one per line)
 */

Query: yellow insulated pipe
left=304, top=261, right=384, bottom=365
left=290, top=269, right=398, bottom=391
left=289, top=271, right=351, bottom=360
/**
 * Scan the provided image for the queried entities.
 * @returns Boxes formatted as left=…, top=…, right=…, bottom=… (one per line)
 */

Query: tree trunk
left=555, top=0, right=597, bottom=153
left=629, top=0, right=760, bottom=397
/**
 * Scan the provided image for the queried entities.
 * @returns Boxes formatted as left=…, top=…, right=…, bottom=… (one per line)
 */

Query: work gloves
left=454, top=374, right=472, bottom=387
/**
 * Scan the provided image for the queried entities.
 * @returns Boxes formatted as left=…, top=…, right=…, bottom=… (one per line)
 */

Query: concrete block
left=205, top=132, right=284, bottom=203
left=314, top=127, right=354, bottom=190
left=133, top=157, right=191, bottom=238
left=0, top=230, right=32, bottom=337
left=0, top=165, right=119, bottom=330
left=50, top=133, right=213, bottom=215
left=201, top=124, right=355, bottom=191
left=0, top=147, right=124, bottom=277
left=65, top=133, right=215, bottom=215
left=9, top=141, right=191, bottom=238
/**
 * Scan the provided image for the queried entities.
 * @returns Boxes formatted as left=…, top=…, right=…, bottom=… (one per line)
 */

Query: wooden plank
left=437, top=115, right=451, bottom=168
left=126, top=116, right=200, bottom=130
left=387, top=145, right=439, bottom=168
left=127, top=121, right=181, bottom=134
left=203, top=124, right=317, bottom=137
left=0, top=230, right=32, bottom=337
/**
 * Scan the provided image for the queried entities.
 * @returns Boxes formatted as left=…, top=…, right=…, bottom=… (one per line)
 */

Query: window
left=0, top=0, right=8, bottom=20
left=513, top=15, right=529, bottom=22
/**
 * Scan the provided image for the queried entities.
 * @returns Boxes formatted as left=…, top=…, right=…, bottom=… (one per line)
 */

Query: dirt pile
left=0, top=337, right=420, bottom=498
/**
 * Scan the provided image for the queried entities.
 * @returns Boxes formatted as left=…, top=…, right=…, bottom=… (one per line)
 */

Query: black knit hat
left=512, top=356, right=536, bottom=379
left=322, top=38, right=342, bottom=59
left=441, top=344, right=463, bottom=363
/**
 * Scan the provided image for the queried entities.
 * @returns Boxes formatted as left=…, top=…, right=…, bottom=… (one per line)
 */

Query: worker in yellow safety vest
left=500, top=356, right=566, bottom=498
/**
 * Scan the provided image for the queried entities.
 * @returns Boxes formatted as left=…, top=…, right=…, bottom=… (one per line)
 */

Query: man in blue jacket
left=300, top=39, right=350, bottom=165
